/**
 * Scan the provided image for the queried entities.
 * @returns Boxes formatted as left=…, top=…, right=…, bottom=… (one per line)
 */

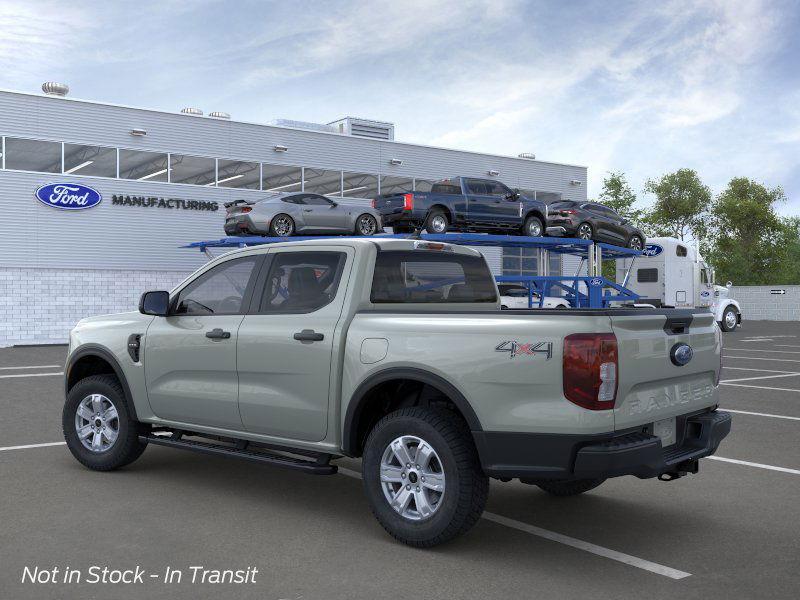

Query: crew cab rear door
left=610, top=310, right=720, bottom=438
left=236, top=245, right=354, bottom=441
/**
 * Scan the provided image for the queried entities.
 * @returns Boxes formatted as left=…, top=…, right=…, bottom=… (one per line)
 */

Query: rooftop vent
left=42, top=82, right=69, bottom=97
left=180, top=107, right=203, bottom=116
left=328, top=117, right=394, bottom=141
left=209, top=111, right=230, bottom=119
left=518, top=152, right=536, bottom=160
left=269, top=119, right=337, bottom=134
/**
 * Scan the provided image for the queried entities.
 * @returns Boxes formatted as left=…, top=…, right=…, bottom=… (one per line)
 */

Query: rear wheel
left=63, top=374, right=147, bottom=471
left=720, top=307, right=738, bottom=332
left=576, top=222, right=593, bottom=240
left=522, top=215, right=544, bottom=237
left=355, top=214, right=379, bottom=236
left=535, top=478, right=605, bottom=496
left=269, top=214, right=295, bottom=237
left=362, top=407, right=488, bottom=547
left=424, top=209, right=449, bottom=234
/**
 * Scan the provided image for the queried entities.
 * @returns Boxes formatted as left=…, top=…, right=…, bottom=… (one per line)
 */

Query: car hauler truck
left=616, top=236, right=742, bottom=331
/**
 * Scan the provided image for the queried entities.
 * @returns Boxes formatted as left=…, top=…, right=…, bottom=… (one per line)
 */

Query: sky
left=1, top=0, right=799, bottom=213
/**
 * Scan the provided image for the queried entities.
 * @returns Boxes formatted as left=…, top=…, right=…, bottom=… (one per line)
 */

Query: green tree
left=598, top=171, right=643, bottom=226
left=706, top=178, right=792, bottom=285
left=642, top=169, right=711, bottom=241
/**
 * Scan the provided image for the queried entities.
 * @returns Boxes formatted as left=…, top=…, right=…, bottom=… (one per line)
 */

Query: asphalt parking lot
left=1, top=321, right=799, bottom=600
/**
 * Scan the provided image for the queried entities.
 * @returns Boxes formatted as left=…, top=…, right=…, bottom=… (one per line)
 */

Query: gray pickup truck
left=63, top=237, right=730, bottom=547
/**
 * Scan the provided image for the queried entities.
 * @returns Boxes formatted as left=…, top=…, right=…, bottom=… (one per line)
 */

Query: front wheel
left=63, top=374, right=147, bottom=471
left=362, top=407, right=489, bottom=547
left=522, top=215, right=544, bottom=237
left=355, top=213, right=379, bottom=236
left=627, top=235, right=644, bottom=251
left=720, top=307, right=738, bottom=332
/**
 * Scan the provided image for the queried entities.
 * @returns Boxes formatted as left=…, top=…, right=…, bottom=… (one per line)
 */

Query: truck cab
left=616, top=236, right=742, bottom=331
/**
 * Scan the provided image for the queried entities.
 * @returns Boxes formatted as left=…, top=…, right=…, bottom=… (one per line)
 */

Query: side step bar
left=140, top=433, right=337, bottom=475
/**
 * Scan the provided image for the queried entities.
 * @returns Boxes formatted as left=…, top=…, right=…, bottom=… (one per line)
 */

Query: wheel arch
left=342, top=367, right=482, bottom=457
left=523, top=209, right=546, bottom=225
left=426, top=204, right=454, bottom=223
left=65, top=345, right=138, bottom=421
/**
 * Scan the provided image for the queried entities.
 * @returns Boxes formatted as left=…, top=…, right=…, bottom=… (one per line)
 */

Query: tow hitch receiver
left=658, top=459, right=699, bottom=481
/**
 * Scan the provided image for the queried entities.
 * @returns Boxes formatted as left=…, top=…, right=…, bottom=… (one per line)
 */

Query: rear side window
left=465, top=179, right=490, bottom=195
left=371, top=251, right=497, bottom=303
left=259, top=251, right=346, bottom=313
left=430, top=180, right=462, bottom=194
left=637, top=268, right=659, bottom=283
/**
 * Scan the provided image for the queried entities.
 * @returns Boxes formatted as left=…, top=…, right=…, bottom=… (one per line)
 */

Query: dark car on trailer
left=546, top=200, right=646, bottom=250
left=372, top=176, right=550, bottom=237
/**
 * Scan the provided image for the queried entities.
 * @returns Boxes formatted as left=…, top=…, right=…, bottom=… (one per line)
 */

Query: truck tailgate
left=611, top=310, right=720, bottom=431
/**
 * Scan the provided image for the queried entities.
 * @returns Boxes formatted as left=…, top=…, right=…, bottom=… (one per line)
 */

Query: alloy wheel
left=74, top=394, right=120, bottom=453
left=380, top=435, right=446, bottom=521
left=725, top=310, right=737, bottom=329
left=358, top=215, right=377, bottom=236
left=273, top=216, right=293, bottom=236
left=577, top=224, right=593, bottom=240
left=430, top=215, right=448, bottom=233
left=629, top=236, right=643, bottom=251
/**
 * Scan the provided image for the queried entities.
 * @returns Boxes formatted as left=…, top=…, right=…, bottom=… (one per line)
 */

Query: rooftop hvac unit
left=181, top=107, right=204, bottom=116
left=42, top=82, right=69, bottom=96
left=209, top=111, right=230, bottom=119
left=269, top=119, right=337, bottom=134
left=328, top=117, right=395, bottom=141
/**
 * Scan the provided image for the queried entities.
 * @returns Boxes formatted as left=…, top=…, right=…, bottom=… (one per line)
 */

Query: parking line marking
left=722, top=367, right=799, bottom=374
left=721, top=409, right=800, bottom=421
left=337, top=467, right=691, bottom=579
left=725, top=348, right=800, bottom=354
left=721, top=373, right=800, bottom=383
left=720, top=382, right=800, bottom=393
left=708, top=456, right=800, bottom=475
left=0, top=365, right=62, bottom=370
left=0, top=372, right=64, bottom=379
left=0, top=442, right=66, bottom=452
left=725, top=356, right=800, bottom=364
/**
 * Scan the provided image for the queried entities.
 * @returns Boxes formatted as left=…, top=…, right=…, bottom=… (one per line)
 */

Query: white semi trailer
left=616, top=237, right=742, bottom=331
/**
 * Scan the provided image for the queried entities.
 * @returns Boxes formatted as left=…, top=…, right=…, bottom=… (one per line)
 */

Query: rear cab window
left=371, top=250, right=497, bottom=304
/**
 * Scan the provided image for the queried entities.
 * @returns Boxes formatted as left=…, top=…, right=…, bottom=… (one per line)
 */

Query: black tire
left=362, top=407, right=489, bottom=547
left=355, top=213, right=379, bottom=236
left=269, top=213, right=295, bottom=237
left=720, top=307, right=738, bottom=332
left=576, top=222, right=593, bottom=240
left=535, top=478, right=605, bottom=497
left=424, top=209, right=449, bottom=234
left=627, top=235, right=644, bottom=251
left=63, top=374, right=147, bottom=471
left=522, top=215, right=544, bottom=237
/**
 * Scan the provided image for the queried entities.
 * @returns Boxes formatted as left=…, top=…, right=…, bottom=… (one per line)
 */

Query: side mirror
left=329, top=201, right=338, bottom=208
left=139, top=290, right=170, bottom=316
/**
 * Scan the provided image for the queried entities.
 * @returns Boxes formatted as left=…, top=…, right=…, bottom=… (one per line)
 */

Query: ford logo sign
left=642, top=244, right=663, bottom=257
left=700, top=290, right=710, bottom=297
left=35, top=183, right=102, bottom=210
left=588, top=277, right=603, bottom=287
left=670, top=343, right=693, bottom=366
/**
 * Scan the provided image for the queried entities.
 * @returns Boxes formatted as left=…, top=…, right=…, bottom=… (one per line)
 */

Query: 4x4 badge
left=495, top=340, right=553, bottom=360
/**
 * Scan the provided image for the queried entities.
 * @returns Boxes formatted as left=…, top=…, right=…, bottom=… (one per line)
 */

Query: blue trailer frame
left=184, top=233, right=641, bottom=309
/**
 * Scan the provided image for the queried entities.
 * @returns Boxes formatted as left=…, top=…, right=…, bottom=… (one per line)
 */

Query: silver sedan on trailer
left=224, top=192, right=383, bottom=237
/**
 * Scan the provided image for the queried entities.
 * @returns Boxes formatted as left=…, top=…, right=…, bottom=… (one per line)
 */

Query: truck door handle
left=205, top=328, right=231, bottom=340
left=293, top=329, right=324, bottom=342
left=303, top=209, right=313, bottom=212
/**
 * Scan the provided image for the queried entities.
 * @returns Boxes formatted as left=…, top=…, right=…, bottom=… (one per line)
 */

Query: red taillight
left=402, top=193, right=414, bottom=211
left=560, top=209, right=577, bottom=215
left=563, top=333, right=618, bottom=410
left=241, top=207, right=252, bottom=213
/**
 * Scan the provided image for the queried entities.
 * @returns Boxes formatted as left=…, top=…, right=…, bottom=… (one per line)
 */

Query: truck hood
left=74, top=310, right=153, bottom=329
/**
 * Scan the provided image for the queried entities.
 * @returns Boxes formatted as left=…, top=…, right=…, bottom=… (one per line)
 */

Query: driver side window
left=173, top=257, right=259, bottom=316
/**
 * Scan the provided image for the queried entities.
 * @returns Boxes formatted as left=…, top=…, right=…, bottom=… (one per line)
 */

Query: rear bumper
left=473, top=409, right=731, bottom=481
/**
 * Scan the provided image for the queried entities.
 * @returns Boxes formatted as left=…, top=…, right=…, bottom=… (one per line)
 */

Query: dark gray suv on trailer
left=546, top=200, right=646, bottom=249
left=224, top=192, right=383, bottom=237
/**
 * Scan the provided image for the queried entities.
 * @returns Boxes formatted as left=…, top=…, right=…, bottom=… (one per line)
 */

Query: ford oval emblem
left=35, top=183, right=102, bottom=210
left=670, top=343, right=693, bottom=366
left=642, top=244, right=663, bottom=257
left=588, top=277, right=603, bottom=287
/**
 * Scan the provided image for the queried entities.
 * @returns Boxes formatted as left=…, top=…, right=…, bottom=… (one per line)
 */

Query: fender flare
left=342, top=367, right=482, bottom=457
left=65, top=344, right=138, bottom=421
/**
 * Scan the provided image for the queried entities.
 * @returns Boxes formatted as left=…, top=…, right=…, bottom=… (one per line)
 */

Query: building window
left=217, top=159, right=260, bottom=189
left=379, top=175, right=413, bottom=195
left=63, top=144, right=117, bottom=177
left=502, top=247, right=539, bottom=276
left=304, top=168, right=342, bottom=196
left=262, top=163, right=302, bottom=193
left=169, top=154, right=216, bottom=186
left=341, top=172, right=378, bottom=198
left=4, top=138, right=61, bottom=173
left=119, top=149, right=168, bottom=182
